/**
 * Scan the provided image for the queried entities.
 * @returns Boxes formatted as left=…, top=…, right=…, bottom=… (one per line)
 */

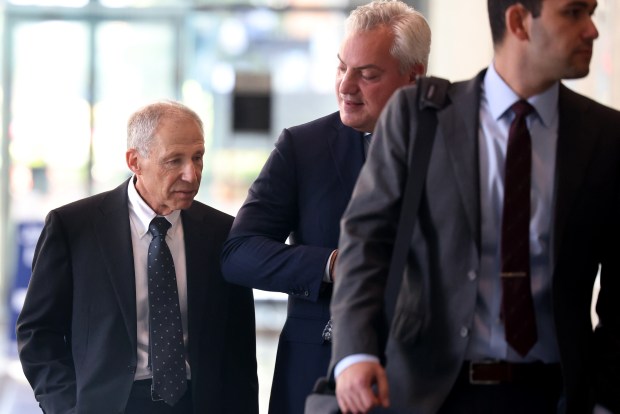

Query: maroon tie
left=501, top=100, right=537, bottom=357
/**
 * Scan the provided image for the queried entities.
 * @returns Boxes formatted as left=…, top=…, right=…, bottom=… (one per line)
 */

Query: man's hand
left=336, top=361, right=389, bottom=413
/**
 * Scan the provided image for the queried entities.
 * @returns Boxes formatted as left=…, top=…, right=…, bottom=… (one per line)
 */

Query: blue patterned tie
left=148, top=217, right=187, bottom=406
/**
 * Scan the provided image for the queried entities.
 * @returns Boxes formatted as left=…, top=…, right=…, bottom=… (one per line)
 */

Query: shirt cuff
left=334, top=354, right=380, bottom=378
left=323, top=250, right=338, bottom=283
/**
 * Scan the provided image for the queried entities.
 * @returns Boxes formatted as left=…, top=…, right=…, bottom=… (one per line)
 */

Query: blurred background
left=0, top=0, right=617, bottom=412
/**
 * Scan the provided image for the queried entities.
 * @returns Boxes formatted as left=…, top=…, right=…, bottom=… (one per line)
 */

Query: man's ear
left=126, top=149, right=141, bottom=174
left=506, top=3, right=531, bottom=42
left=409, top=63, right=426, bottom=83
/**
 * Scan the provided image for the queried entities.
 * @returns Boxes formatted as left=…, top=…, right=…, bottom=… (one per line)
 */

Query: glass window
left=92, top=20, right=176, bottom=194
left=186, top=8, right=344, bottom=213
left=8, top=0, right=88, bottom=6
left=9, top=20, right=90, bottom=216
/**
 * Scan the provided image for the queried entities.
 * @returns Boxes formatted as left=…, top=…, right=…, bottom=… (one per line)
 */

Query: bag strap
left=383, top=75, right=451, bottom=324
left=320, top=76, right=451, bottom=386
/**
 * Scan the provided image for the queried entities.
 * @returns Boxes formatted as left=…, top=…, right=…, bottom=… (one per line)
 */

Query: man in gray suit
left=331, top=0, right=620, bottom=413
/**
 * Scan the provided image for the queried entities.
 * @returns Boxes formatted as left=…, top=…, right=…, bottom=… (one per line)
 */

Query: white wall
left=427, top=0, right=493, bottom=82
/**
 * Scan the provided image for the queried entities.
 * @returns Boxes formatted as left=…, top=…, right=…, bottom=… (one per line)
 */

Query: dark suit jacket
left=221, top=112, right=366, bottom=414
left=16, top=179, right=258, bottom=414
left=332, top=71, right=620, bottom=414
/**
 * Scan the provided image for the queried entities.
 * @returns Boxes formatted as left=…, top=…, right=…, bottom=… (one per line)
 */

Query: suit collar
left=439, top=70, right=485, bottom=251
left=94, top=179, right=138, bottom=350
left=127, top=176, right=181, bottom=238
left=434, top=71, right=600, bottom=270
left=95, top=183, right=224, bottom=361
left=552, top=84, right=599, bottom=261
left=328, top=113, right=366, bottom=199
left=484, top=63, right=559, bottom=128
left=181, top=205, right=231, bottom=365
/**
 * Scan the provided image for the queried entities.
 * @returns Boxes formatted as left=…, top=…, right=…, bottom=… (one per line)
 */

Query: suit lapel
left=440, top=72, right=485, bottom=251
left=552, top=85, right=599, bottom=262
left=94, top=180, right=138, bottom=350
left=182, top=207, right=228, bottom=362
left=329, top=119, right=366, bottom=201
left=183, top=209, right=207, bottom=342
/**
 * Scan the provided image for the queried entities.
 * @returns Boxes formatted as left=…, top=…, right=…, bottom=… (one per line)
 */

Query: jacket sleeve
left=221, top=127, right=332, bottom=302
left=16, top=210, right=77, bottom=414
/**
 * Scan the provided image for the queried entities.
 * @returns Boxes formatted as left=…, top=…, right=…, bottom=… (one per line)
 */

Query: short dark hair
left=488, top=0, right=542, bottom=45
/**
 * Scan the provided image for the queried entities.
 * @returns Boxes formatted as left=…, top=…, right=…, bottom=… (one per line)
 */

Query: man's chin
left=563, top=60, right=591, bottom=80
left=573, top=67, right=590, bottom=79
left=340, top=115, right=369, bottom=132
left=173, top=195, right=196, bottom=210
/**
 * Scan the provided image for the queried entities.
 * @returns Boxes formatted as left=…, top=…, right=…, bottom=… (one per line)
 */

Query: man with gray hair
left=17, top=100, right=258, bottom=414
left=221, top=1, right=431, bottom=412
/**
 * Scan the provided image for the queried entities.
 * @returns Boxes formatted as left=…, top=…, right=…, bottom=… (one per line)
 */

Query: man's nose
left=339, top=70, right=358, bottom=95
left=585, top=16, right=599, bottom=40
left=181, top=162, right=200, bottom=182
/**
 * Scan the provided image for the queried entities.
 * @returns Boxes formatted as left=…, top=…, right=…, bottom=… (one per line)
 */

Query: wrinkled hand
left=336, top=361, right=389, bottom=413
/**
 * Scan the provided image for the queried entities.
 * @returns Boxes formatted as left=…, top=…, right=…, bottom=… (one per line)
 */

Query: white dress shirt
left=127, top=178, right=191, bottom=380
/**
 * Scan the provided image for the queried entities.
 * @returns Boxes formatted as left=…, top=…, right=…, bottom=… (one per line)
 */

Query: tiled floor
left=0, top=299, right=285, bottom=414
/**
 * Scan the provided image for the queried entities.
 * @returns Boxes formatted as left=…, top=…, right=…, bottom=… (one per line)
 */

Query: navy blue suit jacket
left=17, top=179, right=258, bottom=414
left=222, top=111, right=366, bottom=414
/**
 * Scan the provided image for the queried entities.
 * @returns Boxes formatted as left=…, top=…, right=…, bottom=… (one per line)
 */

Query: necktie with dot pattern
left=148, top=217, right=187, bottom=406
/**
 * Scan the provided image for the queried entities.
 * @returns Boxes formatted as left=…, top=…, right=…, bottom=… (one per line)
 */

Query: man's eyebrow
left=564, top=0, right=598, bottom=12
left=336, top=54, right=382, bottom=71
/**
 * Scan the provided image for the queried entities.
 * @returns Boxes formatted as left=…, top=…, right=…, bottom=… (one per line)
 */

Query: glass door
left=4, top=13, right=179, bottom=354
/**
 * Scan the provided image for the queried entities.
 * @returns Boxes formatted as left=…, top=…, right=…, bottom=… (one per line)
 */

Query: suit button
left=128, top=365, right=136, bottom=374
left=304, top=290, right=309, bottom=297
left=459, top=327, right=469, bottom=338
left=467, top=270, right=477, bottom=281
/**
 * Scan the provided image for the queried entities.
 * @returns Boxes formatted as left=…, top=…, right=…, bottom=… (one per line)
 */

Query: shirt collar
left=484, top=61, right=559, bottom=127
left=127, top=177, right=181, bottom=238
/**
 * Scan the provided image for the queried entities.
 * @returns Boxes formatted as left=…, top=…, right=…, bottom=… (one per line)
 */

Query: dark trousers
left=437, top=363, right=563, bottom=414
left=124, top=380, right=193, bottom=414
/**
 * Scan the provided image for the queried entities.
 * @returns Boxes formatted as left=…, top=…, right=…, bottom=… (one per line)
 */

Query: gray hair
left=346, top=0, right=431, bottom=74
left=127, top=100, right=204, bottom=157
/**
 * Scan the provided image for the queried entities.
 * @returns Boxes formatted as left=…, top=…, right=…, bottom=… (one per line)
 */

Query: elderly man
left=17, top=100, right=258, bottom=414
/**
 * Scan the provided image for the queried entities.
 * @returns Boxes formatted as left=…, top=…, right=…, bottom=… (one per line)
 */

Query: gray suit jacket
left=332, top=70, right=620, bottom=414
